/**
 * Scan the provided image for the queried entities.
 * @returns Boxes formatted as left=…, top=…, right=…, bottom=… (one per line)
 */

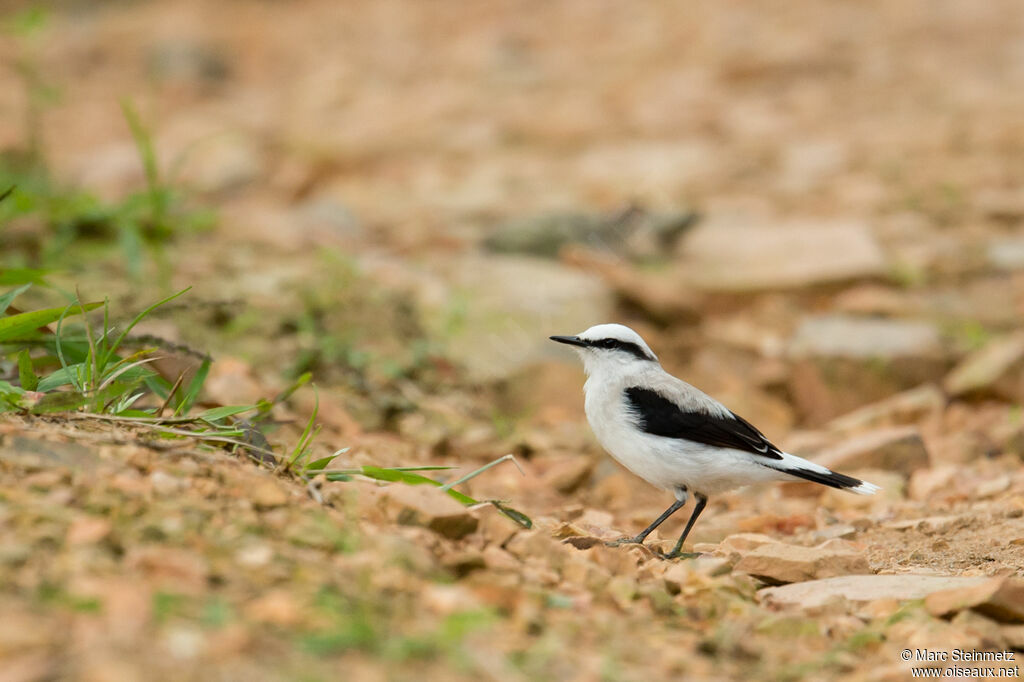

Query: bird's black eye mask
left=594, top=338, right=655, bottom=361
left=550, top=335, right=655, bottom=361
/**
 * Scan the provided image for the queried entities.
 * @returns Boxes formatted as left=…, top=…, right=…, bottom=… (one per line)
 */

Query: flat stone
left=718, top=532, right=781, bottom=554
left=944, top=332, right=1024, bottom=398
left=812, top=525, right=858, bottom=542
left=759, top=574, right=991, bottom=610
left=681, top=219, right=887, bottom=291
left=811, top=426, right=930, bottom=476
left=541, top=456, right=595, bottom=495
left=789, top=315, right=942, bottom=360
left=734, top=539, right=871, bottom=585
left=925, top=576, right=1024, bottom=623
left=384, top=485, right=479, bottom=540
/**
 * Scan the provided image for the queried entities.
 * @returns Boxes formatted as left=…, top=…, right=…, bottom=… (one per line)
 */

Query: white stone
left=759, top=575, right=991, bottom=610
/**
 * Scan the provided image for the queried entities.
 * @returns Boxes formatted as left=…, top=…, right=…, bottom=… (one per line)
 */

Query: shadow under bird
left=550, top=323, right=879, bottom=560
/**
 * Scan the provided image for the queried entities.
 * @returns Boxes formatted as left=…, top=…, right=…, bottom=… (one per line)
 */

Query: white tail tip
left=850, top=480, right=881, bottom=495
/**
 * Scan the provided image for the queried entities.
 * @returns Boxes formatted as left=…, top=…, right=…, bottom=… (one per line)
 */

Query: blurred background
left=2, top=1, right=1024, bottom=680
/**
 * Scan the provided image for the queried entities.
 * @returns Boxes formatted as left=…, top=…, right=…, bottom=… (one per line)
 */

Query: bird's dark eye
left=600, top=339, right=618, bottom=349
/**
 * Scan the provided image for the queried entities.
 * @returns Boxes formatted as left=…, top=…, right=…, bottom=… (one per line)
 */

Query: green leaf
left=36, top=364, right=83, bottom=391
left=0, top=302, right=102, bottom=342
left=0, top=283, right=31, bottom=315
left=116, top=409, right=155, bottom=418
left=54, top=303, right=82, bottom=393
left=197, top=405, right=258, bottom=421
left=288, top=386, right=319, bottom=469
left=143, top=374, right=171, bottom=399
left=121, top=100, right=162, bottom=209
left=101, top=287, right=191, bottom=368
left=386, top=465, right=456, bottom=471
left=174, top=355, right=210, bottom=416
left=328, top=465, right=533, bottom=528
left=304, top=455, right=338, bottom=472
left=490, top=501, right=533, bottom=529
left=260, top=371, right=311, bottom=417
left=16, top=349, right=37, bottom=391
left=356, top=466, right=477, bottom=505
left=0, top=269, right=50, bottom=287
left=0, top=380, right=25, bottom=397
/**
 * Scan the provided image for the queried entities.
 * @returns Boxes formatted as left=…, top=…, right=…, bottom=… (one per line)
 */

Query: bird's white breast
left=583, top=370, right=682, bottom=491
left=582, top=365, right=788, bottom=495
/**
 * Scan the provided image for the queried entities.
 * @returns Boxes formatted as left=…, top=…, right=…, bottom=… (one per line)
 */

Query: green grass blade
left=54, top=303, right=80, bottom=392
left=144, top=374, right=171, bottom=399
left=353, top=466, right=478, bottom=505
left=0, top=302, right=101, bottom=342
left=120, top=99, right=163, bottom=222
left=174, top=355, right=210, bottom=416
left=258, top=372, right=311, bottom=417
left=36, top=364, right=85, bottom=391
left=287, top=386, right=319, bottom=468
left=321, top=465, right=455, bottom=475
left=100, top=298, right=110, bottom=364
left=197, top=405, right=258, bottom=422
left=0, top=380, right=26, bottom=397
left=0, top=283, right=31, bottom=315
left=16, top=349, right=37, bottom=391
left=303, top=455, right=338, bottom=472
left=439, top=454, right=523, bottom=492
left=101, top=286, right=190, bottom=367
left=0, top=269, right=50, bottom=287
left=77, top=291, right=98, bottom=391
left=96, top=356, right=159, bottom=392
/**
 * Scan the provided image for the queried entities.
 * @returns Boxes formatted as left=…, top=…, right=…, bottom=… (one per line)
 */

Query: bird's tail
left=767, top=452, right=880, bottom=495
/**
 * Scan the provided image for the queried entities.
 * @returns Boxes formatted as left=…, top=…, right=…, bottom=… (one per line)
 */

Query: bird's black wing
left=624, top=386, right=784, bottom=460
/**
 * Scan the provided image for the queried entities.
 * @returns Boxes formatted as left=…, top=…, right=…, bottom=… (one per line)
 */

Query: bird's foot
left=604, top=535, right=646, bottom=548
left=657, top=550, right=702, bottom=561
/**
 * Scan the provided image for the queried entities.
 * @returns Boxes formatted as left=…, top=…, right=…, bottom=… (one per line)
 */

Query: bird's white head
left=550, top=323, right=658, bottom=375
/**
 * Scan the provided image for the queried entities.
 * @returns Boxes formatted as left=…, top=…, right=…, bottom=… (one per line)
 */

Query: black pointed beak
left=550, top=335, right=588, bottom=348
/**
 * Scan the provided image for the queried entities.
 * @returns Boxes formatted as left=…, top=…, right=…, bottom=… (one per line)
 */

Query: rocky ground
left=2, top=1, right=1024, bottom=680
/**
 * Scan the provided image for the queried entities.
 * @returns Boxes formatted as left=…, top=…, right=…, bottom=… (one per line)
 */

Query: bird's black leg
left=663, top=493, right=708, bottom=560
left=605, top=496, right=686, bottom=548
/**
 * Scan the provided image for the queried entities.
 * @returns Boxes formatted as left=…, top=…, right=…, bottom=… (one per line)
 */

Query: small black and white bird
left=551, top=323, right=879, bottom=560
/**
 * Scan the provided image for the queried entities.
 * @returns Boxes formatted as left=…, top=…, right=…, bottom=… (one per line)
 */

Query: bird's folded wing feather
left=624, top=386, right=784, bottom=460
